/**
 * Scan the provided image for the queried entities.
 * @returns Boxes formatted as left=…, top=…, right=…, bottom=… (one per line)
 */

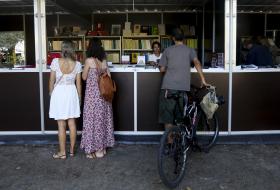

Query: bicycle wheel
left=158, top=126, right=187, bottom=188
left=196, top=111, right=219, bottom=151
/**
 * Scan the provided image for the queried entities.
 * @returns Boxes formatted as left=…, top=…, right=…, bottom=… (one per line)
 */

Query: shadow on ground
left=0, top=144, right=279, bottom=190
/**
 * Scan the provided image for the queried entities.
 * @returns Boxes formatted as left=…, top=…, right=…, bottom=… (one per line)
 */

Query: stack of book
left=216, top=53, right=224, bottom=68
left=180, top=25, right=196, bottom=36
left=158, top=24, right=165, bottom=35
left=123, top=22, right=132, bottom=36
left=101, top=40, right=120, bottom=50
left=107, top=53, right=120, bottom=63
left=185, top=39, right=198, bottom=49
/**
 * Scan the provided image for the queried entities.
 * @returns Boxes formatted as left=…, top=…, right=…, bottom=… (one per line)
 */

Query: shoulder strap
left=53, top=74, right=64, bottom=89
left=93, top=58, right=106, bottom=74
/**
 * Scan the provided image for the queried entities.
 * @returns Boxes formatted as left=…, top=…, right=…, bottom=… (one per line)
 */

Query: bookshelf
left=160, top=35, right=173, bottom=51
left=47, top=36, right=85, bottom=65
left=160, top=35, right=198, bottom=51
left=85, top=36, right=121, bottom=64
left=122, top=35, right=160, bottom=64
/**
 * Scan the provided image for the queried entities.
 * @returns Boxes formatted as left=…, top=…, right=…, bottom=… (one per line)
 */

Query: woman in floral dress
left=80, top=38, right=115, bottom=158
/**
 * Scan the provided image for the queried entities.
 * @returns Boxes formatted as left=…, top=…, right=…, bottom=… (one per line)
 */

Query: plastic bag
left=200, top=86, right=219, bottom=119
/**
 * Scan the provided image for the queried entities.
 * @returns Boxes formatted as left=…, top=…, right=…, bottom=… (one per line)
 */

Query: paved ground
left=0, top=144, right=279, bottom=190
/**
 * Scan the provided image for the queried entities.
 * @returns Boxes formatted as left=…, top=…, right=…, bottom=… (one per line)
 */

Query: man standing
left=158, top=28, right=209, bottom=130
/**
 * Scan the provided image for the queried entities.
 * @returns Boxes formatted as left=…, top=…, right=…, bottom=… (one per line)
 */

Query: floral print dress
left=80, top=68, right=115, bottom=154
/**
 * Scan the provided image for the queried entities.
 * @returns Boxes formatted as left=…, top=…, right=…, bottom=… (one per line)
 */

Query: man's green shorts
left=158, top=89, right=186, bottom=124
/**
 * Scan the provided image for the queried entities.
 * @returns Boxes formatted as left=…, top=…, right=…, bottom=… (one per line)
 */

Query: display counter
left=1, top=66, right=280, bottom=134
left=0, top=72, right=41, bottom=131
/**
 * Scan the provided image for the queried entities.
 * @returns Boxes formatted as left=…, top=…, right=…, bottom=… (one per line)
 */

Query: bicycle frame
left=174, top=97, right=200, bottom=154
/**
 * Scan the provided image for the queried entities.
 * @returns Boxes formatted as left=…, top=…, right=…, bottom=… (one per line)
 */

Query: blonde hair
left=61, top=40, right=76, bottom=60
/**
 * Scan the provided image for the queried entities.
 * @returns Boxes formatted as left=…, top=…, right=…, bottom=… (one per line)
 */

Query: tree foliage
left=0, top=32, right=24, bottom=50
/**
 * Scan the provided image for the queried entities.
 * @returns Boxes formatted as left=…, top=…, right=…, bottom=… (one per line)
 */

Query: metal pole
left=57, top=13, right=59, bottom=29
left=202, top=5, right=205, bottom=66
left=264, top=13, right=267, bottom=37
left=228, top=0, right=233, bottom=135
left=36, top=0, right=45, bottom=133
left=132, top=0, right=135, bottom=11
left=23, top=14, right=26, bottom=66
left=212, top=0, right=216, bottom=53
left=91, top=13, right=94, bottom=31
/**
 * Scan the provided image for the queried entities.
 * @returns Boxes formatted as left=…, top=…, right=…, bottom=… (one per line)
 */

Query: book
left=137, top=55, right=146, bottom=65
left=121, top=55, right=130, bottom=64
left=111, top=24, right=121, bottom=36
left=47, top=52, right=61, bottom=65
left=107, top=53, right=120, bottom=63
left=151, top=25, right=158, bottom=35
left=158, top=24, right=166, bottom=35
left=52, top=41, right=62, bottom=51
left=131, top=52, right=140, bottom=64
left=125, top=22, right=131, bottom=30
left=216, top=53, right=224, bottom=68
left=133, top=24, right=141, bottom=34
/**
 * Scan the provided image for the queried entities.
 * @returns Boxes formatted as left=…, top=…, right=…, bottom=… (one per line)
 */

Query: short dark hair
left=86, top=37, right=106, bottom=61
left=152, top=41, right=161, bottom=49
left=172, top=28, right=184, bottom=41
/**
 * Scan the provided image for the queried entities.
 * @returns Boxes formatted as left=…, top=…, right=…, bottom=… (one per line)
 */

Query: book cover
left=151, top=25, right=158, bottom=35
left=137, top=55, right=146, bottom=65
left=134, top=24, right=141, bottom=34
left=158, top=24, right=166, bottom=35
left=131, top=52, right=140, bottom=64
left=111, top=24, right=121, bottom=36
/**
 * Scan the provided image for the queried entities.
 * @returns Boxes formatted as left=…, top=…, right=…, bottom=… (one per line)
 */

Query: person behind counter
left=49, top=40, right=82, bottom=159
left=243, top=38, right=273, bottom=67
left=80, top=37, right=115, bottom=159
left=148, top=41, right=162, bottom=66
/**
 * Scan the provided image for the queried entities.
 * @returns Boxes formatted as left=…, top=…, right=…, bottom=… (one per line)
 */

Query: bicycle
left=157, top=85, right=224, bottom=188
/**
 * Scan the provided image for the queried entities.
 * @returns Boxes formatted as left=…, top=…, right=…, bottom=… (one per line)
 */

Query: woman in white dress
left=49, top=40, right=82, bottom=159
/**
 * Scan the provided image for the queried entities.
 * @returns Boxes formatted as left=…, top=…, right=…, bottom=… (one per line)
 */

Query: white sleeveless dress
left=49, top=58, right=82, bottom=120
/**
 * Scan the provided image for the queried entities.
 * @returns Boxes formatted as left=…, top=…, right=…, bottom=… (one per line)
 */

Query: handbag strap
left=53, top=58, right=76, bottom=89
left=94, top=58, right=107, bottom=74
left=53, top=74, right=64, bottom=89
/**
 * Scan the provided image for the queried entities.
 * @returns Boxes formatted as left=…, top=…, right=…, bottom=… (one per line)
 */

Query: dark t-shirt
left=246, top=44, right=273, bottom=66
left=159, top=44, right=196, bottom=91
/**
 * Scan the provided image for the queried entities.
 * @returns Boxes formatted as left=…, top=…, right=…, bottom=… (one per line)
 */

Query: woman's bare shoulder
left=85, top=58, right=96, bottom=68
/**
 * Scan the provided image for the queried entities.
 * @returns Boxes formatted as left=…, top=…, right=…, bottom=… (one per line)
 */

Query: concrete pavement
left=0, top=144, right=279, bottom=190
